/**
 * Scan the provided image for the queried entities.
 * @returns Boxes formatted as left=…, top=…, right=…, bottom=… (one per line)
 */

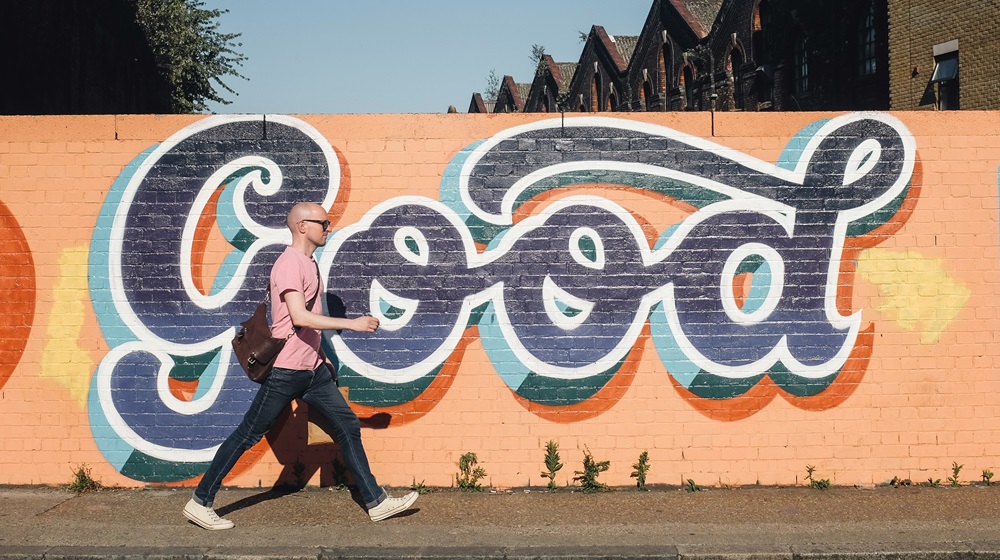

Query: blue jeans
left=192, top=365, right=387, bottom=509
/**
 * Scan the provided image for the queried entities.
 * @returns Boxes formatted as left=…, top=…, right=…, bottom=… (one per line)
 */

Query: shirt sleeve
left=271, top=252, right=305, bottom=300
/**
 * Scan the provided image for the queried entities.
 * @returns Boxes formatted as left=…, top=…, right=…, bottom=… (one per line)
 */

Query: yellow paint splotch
left=856, top=248, right=971, bottom=343
left=40, top=246, right=95, bottom=406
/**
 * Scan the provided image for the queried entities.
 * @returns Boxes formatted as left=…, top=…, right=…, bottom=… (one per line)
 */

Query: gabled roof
left=682, top=0, right=725, bottom=36
left=516, top=83, right=531, bottom=102
left=497, top=75, right=530, bottom=111
left=467, top=92, right=495, bottom=114
left=612, top=35, right=640, bottom=68
left=554, top=62, right=578, bottom=91
left=663, top=0, right=724, bottom=40
left=591, top=26, right=630, bottom=72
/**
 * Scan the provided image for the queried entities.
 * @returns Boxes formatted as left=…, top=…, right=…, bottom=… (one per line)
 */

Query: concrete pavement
left=1, top=484, right=999, bottom=559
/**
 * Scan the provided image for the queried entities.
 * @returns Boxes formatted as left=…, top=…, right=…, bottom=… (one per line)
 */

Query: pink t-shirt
left=270, top=246, right=323, bottom=371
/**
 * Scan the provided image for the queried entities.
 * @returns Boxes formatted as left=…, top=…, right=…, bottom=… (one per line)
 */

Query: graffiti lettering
left=330, top=114, right=914, bottom=406
left=89, top=113, right=915, bottom=481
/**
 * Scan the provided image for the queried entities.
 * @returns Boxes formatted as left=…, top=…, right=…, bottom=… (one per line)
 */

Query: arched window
left=609, top=91, right=618, bottom=111
left=730, top=48, right=745, bottom=110
left=858, top=2, right=877, bottom=77
left=682, top=66, right=696, bottom=110
left=793, top=32, right=809, bottom=95
left=752, top=0, right=769, bottom=61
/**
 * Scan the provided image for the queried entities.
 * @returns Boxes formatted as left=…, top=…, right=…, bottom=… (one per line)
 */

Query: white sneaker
left=183, top=498, right=235, bottom=530
left=368, top=491, right=418, bottom=521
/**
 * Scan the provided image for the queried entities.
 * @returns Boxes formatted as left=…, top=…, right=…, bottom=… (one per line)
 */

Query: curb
left=2, top=546, right=1000, bottom=560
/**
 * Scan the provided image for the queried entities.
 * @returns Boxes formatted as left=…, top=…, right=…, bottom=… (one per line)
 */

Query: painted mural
left=82, top=112, right=918, bottom=483
left=0, top=200, right=35, bottom=391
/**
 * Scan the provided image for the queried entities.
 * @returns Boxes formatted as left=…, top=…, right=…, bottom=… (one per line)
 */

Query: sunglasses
left=300, top=219, right=331, bottom=231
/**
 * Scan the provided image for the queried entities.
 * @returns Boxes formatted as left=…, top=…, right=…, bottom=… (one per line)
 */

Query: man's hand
left=352, top=315, right=380, bottom=333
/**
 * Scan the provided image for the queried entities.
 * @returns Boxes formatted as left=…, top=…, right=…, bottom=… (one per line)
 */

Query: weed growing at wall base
left=948, top=462, right=963, bottom=486
left=574, top=446, right=610, bottom=493
left=456, top=452, right=487, bottom=491
left=631, top=451, right=650, bottom=491
left=66, top=465, right=101, bottom=494
left=684, top=479, right=702, bottom=492
left=805, top=465, right=830, bottom=489
left=982, top=470, right=994, bottom=486
left=540, top=440, right=564, bottom=490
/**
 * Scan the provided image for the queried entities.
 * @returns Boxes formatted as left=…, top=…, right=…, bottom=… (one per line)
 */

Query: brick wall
left=0, top=112, right=998, bottom=490
left=888, top=0, right=1000, bottom=110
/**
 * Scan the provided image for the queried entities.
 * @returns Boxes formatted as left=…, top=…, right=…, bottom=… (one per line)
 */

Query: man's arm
left=283, top=290, right=379, bottom=332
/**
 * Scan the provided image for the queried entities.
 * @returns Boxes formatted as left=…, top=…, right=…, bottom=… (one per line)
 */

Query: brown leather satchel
left=232, top=285, right=320, bottom=383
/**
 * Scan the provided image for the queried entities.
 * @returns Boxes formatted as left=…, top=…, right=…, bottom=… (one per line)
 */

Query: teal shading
left=169, top=349, right=223, bottom=401
left=845, top=186, right=909, bottom=238
left=89, top=146, right=157, bottom=347
left=777, top=118, right=911, bottom=239
left=682, top=372, right=765, bottom=400
left=556, top=301, right=583, bottom=318
left=478, top=300, right=621, bottom=406
left=87, top=147, right=156, bottom=472
left=576, top=233, right=598, bottom=263
left=732, top=254, right=772, bottom=316
left=649, top=223, right=705, bottom=390
left=403, top=235, right=421, bottom=256
left=119, top=450, right=210, bottom=483
left=775, top=120, right=827, bottom=172
left=478, top=301, right=532, bottom=394
left=87, top=368, right=136, bottom=470
left=169, top=350, right=218, bottom=382
left=511, top=361, right=623, bottom=406
left=649, top=301, right=701, bottom=390
left=769, top=362, right=840, bottom=397
left=378, top=300, right=407, bottom=321
left=216, top=167, right=268, bottom=252
left=336, top=365, right=442, bottom=407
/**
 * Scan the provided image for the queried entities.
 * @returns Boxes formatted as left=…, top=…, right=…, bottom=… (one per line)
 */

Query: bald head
left=287, top=202, right=325, bottom=231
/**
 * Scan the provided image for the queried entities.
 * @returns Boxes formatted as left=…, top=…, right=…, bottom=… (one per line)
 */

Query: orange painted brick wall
left=0, top=111, right=998, bottom=490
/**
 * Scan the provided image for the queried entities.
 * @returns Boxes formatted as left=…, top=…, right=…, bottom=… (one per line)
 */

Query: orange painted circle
left=0, top=201, right=35, bottom=389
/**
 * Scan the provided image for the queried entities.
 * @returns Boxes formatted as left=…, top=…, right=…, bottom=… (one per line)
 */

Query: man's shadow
left=218, top=293, right=398, bottom=516
left=217, top=402, right=392, bottom=516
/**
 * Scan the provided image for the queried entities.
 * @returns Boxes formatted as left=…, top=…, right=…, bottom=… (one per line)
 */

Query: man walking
left=183, top=202, right=418, bottom=529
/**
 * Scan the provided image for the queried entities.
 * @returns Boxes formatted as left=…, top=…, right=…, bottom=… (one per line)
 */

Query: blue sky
left=200, top=1, right=653, bottom=114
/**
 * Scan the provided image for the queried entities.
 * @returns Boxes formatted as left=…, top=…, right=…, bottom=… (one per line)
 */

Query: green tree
left=530, top=44, right=546, bottom=76
left=132, top=0, right=246, bottom=113
left=484, top=69, right=500, bottom=101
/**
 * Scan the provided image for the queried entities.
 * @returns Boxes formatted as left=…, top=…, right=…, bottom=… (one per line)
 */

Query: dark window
left=858, top=3, right=877, bottom=77
left=643, top=80, right=654, bottom=111
left=931, top=51, right=959, bottom=110
left=683, top=66, right=695, bottom=110
left=794, top=35, right=809, bottom=94
left=752, top=0, right=769, bottom=60
left=731, top=48, right=745, bottom=110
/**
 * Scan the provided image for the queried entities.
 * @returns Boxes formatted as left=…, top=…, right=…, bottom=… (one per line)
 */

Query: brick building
left=471, top=0, right=1000, bottom=113
left=522, top=56, right=579, bottom=113
left=564, top=26, right=638, bottom=112
left=494, top=75, right=531, bottom=113
left=887, top=0, right=1000, bottom=110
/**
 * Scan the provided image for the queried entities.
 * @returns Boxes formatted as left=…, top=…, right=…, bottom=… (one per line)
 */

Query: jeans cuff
left=365, top=489, right=388, bottom=509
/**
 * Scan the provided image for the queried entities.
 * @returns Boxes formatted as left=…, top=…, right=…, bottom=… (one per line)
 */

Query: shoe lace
left=205, top=508, right=224, bottom=522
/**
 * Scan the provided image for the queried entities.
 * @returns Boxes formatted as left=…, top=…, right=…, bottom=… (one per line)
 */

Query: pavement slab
left=0, top=485, right=998, bottom=559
